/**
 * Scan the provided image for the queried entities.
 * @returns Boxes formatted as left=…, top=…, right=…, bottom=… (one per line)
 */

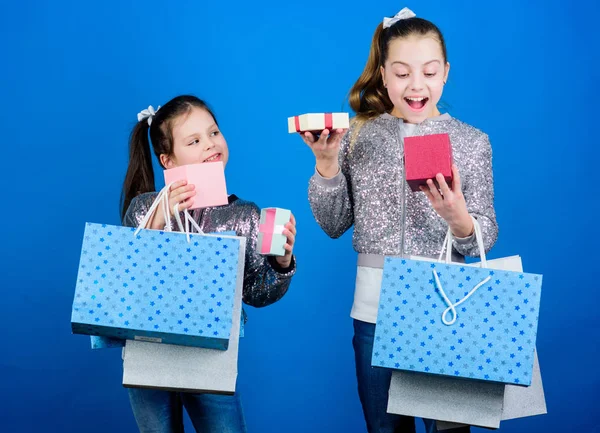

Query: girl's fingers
left=436, top=173, right=452, bottom=197
left=420, top=185, right=434, bottom=202
left=426, top=179, right=442, bottom=201
left=283, top=230, right=295, bottom=247
left=301, top=131, right=317, bottom=145
left=285, top=222, right=297, bottom=236
left=451, top=164, right=462, bottom=191
left=169, top=180, right=187, bottom=191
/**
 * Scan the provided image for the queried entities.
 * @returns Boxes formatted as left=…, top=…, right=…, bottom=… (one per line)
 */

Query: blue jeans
left=128, top=388, right=247, bottom=433
left=353, top=319, right=470, bottom=433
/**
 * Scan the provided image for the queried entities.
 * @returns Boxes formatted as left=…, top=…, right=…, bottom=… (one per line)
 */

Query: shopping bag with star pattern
left=372, top=217, right=542, bottom=386
left=71, top=185, right=244, bottom=351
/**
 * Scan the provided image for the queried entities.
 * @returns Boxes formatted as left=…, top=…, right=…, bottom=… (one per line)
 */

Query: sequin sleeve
left=452, top=133, right=498, bottom=257
left=123, top=192, right=158, bottom=228
left=235, top=201, right=295, bottom=308
left=122, top=192, right=181, bottom=231
left=308, top=131, right=354, bottom=238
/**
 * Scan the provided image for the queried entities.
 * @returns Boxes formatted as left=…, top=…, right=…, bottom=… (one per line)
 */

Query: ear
left=160, top=153, right=175, bottom=169
left=443, top=61, right=450, bottom=84
left=380, top=65, right=387, bottom=88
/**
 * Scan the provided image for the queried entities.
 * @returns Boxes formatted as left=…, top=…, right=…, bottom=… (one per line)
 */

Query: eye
left=396, top=73, right=409, bottom=79
left=424, top=72, right=437, bottom=77
left=210, top=130, right=220, bottom=137
left=187, top=138, right=200, bottom=146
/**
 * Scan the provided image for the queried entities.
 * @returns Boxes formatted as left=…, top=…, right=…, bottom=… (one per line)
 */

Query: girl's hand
left=275, top=213, right=297, bottom=268
left=168, top=181, right=195, bottom=216
left=149, top=181, right=195, bottom=230
left=419, top=164, right=474, bottom=238
left=299, top=128, right=347, bottom=178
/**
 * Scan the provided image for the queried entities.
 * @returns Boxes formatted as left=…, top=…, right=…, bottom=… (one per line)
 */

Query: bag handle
left=173, top=203, right=205, bottom=242
left=133, top=184, right=204, bottom=242
left=433, top=270, right=491, bottom=325
left=434, top=215, right=491, bottom=325
left=437, top=215, right=487, bottom=268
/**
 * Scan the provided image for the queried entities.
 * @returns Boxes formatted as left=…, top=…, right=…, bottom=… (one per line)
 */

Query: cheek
left=427, top=80, right=445, bottom=98
left=176, top=145, right=202, bottom=165
left=171, top=144, right=187, bottom=162
left=387, top=79, right=408, bottom=100
left=219, top=138, right=229, bottom=154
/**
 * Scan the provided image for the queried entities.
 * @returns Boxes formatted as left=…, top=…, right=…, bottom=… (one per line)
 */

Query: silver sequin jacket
left=124, top=193, right=295, bottom=308
left=308, top=113, right=498, bottom=258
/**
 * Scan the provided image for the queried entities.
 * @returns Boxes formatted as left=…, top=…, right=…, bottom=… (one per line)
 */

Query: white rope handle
left=134, top=183, right=174, bottom=236
left=437, top=215, right=487, bottom=268
left=186, top=209, right=204, bottom=235
left=433, top=269, right=492, bottom=325
left=133, top=183, right=204, bottom=242
left=173, top=203, right=205, bottom=242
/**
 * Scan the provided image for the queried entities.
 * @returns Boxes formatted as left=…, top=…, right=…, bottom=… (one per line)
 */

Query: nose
left=410, top=74, right=424, bottom=92
left=203, top=138, right=215, bottom=152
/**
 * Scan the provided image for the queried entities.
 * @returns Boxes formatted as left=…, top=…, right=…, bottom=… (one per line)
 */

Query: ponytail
left=120, top=120, right=155, bottom=220
left=348, top=23, right=393, bottom=121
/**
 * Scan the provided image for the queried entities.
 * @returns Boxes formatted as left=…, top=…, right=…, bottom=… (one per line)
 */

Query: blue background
left=1, top=0, right=598, bottom=431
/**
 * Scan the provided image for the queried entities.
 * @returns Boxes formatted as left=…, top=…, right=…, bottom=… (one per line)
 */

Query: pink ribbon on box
left=324, top=113, right=333, bottom=129
left=294, top=116, right=301, bottom=133
left=259, top=209, right=276, bottom=254
left=294, top=113, right=333, bottom=132
left=259, top=210, right=287, bottom=253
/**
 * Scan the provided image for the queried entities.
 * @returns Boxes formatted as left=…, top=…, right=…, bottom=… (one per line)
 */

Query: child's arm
left=452, top=133, right=498, bottom=257
left=307, top=130, right=354, bottom=239
left=237, top=202, right=295, bottom=308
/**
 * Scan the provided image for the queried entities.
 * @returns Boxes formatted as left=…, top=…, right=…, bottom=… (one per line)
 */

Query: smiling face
left=160, top=107, right=229, bottom=169
left=381, top=35, right=450, bottom=123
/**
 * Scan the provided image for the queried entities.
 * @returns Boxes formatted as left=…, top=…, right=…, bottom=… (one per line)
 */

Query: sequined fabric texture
left=308, top=113, right=498, bottom=258
left=124, top=194, right=295, bottom=308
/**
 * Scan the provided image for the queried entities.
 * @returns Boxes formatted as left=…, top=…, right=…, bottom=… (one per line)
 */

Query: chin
left=402, top=112, right=428, bottom=124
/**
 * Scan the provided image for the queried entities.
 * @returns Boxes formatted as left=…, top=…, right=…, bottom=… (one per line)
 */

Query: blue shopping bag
left=372, top=218, right=542, bottom=386
left=71, top=186, right=243, bottom=350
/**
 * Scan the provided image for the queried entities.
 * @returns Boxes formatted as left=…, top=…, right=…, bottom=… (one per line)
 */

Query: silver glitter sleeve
left=452, top=133, right=498, bottom=257
left=307, top=131, right=354, bottom=238
left=123, top=193, right=155, bottom=228
left=123, top=193, right=294, bottom=309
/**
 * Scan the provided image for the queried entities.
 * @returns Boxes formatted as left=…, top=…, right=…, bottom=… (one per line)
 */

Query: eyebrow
left=391, top=60, right=441, bottom=66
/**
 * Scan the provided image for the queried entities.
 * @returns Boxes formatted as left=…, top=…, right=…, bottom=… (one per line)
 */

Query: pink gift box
left=163, top=162, right=228, bottom=210
left=404, top=133, right=453, bottom=192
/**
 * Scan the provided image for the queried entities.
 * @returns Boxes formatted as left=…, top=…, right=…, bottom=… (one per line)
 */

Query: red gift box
left=404, top=133, right=453, bottom=192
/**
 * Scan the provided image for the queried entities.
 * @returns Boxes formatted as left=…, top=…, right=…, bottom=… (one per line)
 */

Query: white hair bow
left=383, top=7, right=416, bottom=29
left=137, top=105, right=161, bottom=126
